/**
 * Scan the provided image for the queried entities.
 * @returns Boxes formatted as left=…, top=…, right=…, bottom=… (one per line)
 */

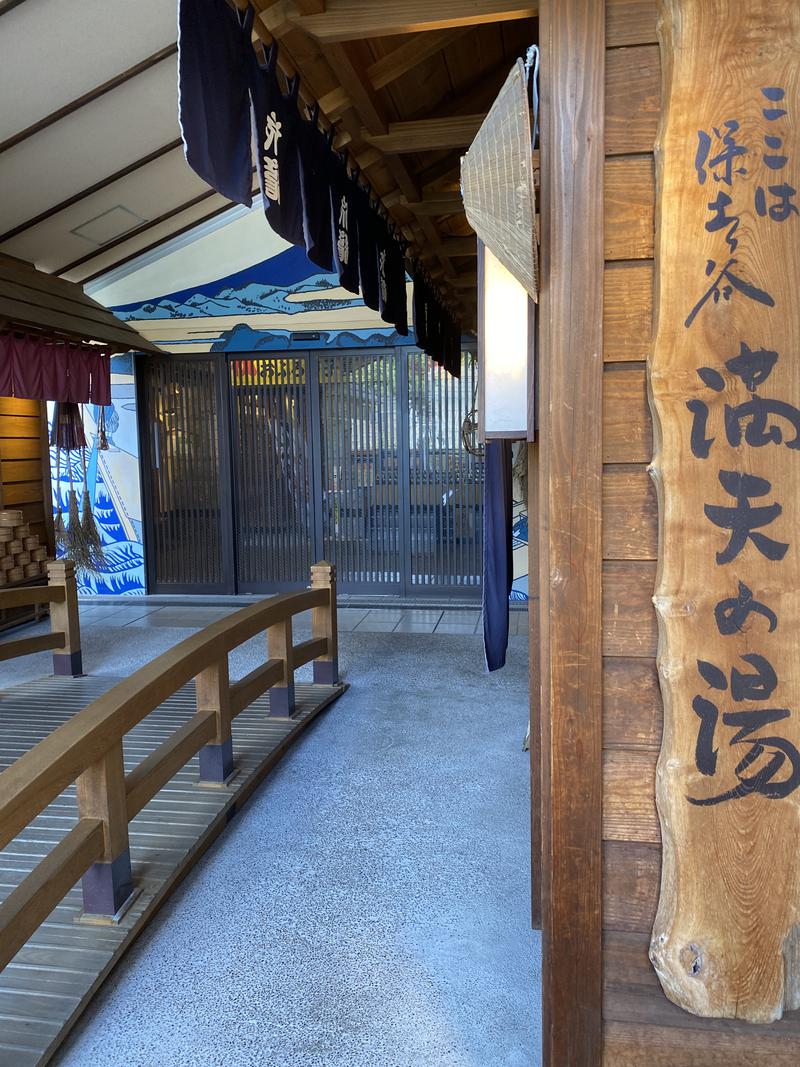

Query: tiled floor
left=72, top=601, right=529, bottom=636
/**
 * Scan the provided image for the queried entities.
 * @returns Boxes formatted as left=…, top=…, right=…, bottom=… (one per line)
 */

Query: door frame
left=138, top=352, right=236, bottom=595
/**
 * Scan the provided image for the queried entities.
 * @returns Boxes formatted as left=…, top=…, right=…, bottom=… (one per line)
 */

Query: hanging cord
left=80, top=405, right=105, bottom=569
left=460, top=355, right=485, bottom=459
left=97, top=405, right=109, bottom=451
left=524, top=44, right=540, bottom=148
left=53, top=437, right=66, bottom=548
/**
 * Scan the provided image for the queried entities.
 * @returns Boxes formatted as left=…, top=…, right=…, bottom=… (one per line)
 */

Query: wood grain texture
left=603, top=749, right=659, bottom=842
left=606, top=0, right=658, bottom=47
left=603, top=560, right=658, bottom=657
left=603, top=840, right=660, bottom=931
left=603, top=367, right=652, bottom=463
left=604, top=656, right=662, bottom=748
left=605, top=157, right=656, bottom=259
left=538, top=1, right=605, bottom=1062
left=290, top=0, right=538, bottom=41
left=528, top=441, right=542, bottom=929
left=604, top=261, right=654, bottom=362
left=603, top=464, right=658, bottom=559
left=649, top=0, right=800, bottom=1023
left=606, top=45, right=660, bottom=155
left=0, top=819, right=104, bottom=972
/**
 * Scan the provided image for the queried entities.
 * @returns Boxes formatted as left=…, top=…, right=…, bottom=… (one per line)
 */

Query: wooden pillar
left=528, top=440, right=542, bottom=930
left=76, top=743, right=133, bottom=917
left=538, top=0, right=605, bottom=1063
left=268, top=616, right=295, bottom=715
left=196, top=658, right=234, bottom=784
left=47, top=559, right=82, bottom=676
left=311, top=561, right=338, bottom=685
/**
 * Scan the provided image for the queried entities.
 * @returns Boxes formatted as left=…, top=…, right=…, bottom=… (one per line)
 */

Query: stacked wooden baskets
left=0, top=509, right=50, bottom=585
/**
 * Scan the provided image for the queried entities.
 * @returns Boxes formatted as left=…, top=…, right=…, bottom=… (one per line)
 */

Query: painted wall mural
left=50, top=354, right=145, bottom=596
left=71, top=201, right=528, bottom=600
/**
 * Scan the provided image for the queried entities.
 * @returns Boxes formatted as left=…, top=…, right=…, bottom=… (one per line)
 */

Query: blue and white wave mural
left=50, top=354, right=145, bottom=596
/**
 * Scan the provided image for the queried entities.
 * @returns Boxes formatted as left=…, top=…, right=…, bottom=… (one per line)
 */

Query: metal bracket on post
left=311, top=561, right=338, bottom=685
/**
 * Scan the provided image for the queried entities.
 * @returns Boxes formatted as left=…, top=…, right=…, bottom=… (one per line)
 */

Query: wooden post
left=268, top=616, right=295, bottom=715
left=310, top=561, right=338, bottom=685
left=76, top=742, right=133, bottom=917
left=196, top=658, right=234, bottom=784
left=538, top=0, right=605, bottom=1062
left=47, top=559, right=82, bottom=676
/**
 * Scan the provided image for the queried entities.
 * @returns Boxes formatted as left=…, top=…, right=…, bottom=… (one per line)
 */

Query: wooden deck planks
left=0, top=674, right=345, bottom=1067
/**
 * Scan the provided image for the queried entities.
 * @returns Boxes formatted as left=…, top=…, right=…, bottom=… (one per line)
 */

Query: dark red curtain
left=0, top=334, right=112, bottom=405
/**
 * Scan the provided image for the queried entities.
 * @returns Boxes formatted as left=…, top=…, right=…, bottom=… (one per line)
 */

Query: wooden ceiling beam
left=53, top=186, right=225, bottom=277
left=0, top=139, right=184, bottom=245
left=366, top=27, right=471, bottom=90
left=363, top=113, right=484, bottom=154
left=288, top=0, right=537, bottom=42
left=316, top=84, right=350, bottom=119
left=0, top=43, right=178, bottom=155
left=255, top=2, right=463, bottom=308
left=326, top=42, right=387, bottom=135
left=404, top=194, right=464, bottom=216
left=425, top=237, right=477, bottom=257
left=323, top=41, right=460, bottom=286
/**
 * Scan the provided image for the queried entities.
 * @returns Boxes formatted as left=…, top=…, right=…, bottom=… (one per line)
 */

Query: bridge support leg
left=311, top=562, right=338, bottom=685
left=196, top=658, right=235, bottom=784
left=267, top=617, right=295, bottom=715
left=47, top=560, right=83, bottom=676
left=77, top=744, right=134, bottom=917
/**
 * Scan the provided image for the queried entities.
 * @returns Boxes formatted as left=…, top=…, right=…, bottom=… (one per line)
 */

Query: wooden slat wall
left=0, top=398, right=50, bottom=550
left=601, top=1, right=800, bottom=1060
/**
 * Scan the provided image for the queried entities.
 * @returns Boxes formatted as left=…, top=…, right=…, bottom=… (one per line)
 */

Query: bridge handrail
left=0, top=560, right=339, bottom=970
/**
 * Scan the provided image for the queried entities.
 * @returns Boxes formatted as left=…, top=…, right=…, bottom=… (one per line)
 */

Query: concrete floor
left=2, top=607, right=540, bottom=1067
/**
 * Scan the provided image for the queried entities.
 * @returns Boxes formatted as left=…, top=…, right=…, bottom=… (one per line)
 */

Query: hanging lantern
left=477, top=239, right=531, bottom=441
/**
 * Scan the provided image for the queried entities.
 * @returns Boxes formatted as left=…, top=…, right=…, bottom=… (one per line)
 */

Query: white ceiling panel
left=0, top=0, right=176, bottom=142
left=0, top=148, right=210, bottom=272
left=61, top=191, right=241, bottom=285
left=0, top=56, right=181, bottom=232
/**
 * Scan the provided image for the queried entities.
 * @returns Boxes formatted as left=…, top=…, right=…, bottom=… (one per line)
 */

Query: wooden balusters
left=311, top=561, right=338, bottom=685
left=267, top=616, right=295, bottom=715
left=47, top=559, right=82, bottom=676
left=196, top=658, right=234, bottom=784
left=76, top=743, right=134, bottom=917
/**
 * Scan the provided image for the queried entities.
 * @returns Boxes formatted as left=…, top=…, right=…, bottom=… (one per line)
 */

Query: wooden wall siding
left=602, top=466, right=657, bottom=559
left=0, top=399, right=50, bottom=551
left=605, top=46, right=660, bottom=156
left=600, top=0, right=800, bottom=1060
left=606, top=0, right=658, bottom=46
left=604, top=262, right=654, bottom=362
left=604, top=157, right=655, bottom=260
left=602, top=367, right=651, bottom=464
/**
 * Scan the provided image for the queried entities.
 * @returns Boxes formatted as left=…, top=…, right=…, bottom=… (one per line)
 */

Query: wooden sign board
left=649, top=0, right=800, bottom=1022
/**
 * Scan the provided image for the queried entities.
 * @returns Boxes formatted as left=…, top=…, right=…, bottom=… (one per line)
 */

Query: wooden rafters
left=366, top=27, right=472, bottom=90
left=250, top=9, right=467, bottom=305
left=287, top=0, right=537, bottom=42
left=362, top=114, right=484, bottom=154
